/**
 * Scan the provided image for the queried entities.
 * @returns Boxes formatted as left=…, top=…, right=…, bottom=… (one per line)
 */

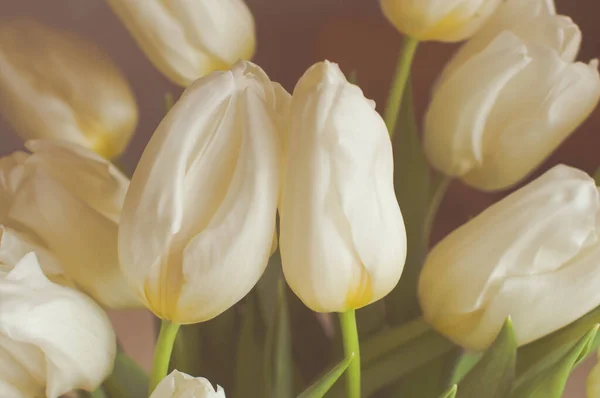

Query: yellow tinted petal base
left=345, top=266, right=373, bottom=309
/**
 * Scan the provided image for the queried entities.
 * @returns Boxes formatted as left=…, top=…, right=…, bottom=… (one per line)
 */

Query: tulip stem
left=423, top=175, right=452, bottom=249
left=339, top=309, right=361, bottom=398
left=149, top=319, right=181, bottom=394
left=384, top=36, right=419, bottom=137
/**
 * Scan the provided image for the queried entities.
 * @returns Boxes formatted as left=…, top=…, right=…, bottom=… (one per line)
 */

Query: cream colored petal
left=176, top=87, right=279, bottom=323
left=463, top=58, right=600, bottom=190
left=0, top=253, right=116, bottom=397
left=0, top=337, right=45, bottom=398
left=106, top=0, right=229, bottom=86
left=419, top=165, right=600, bottom=349
left=9, top=169, right=138, bottom=308
left=280, top=61, right=406, bottom=312
left=424, top=32, right=531, bottom=177
left=150, top=371, right=225, bottom=398
left=0, top=19, right=138, bottom=158
left=25, top=140, right=128, bottom=223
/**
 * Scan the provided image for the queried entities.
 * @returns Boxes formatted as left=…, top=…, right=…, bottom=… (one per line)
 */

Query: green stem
left=423, top=175, right=452, bottom=250
left=339, top=310, right=361, bottom=398
left=149, top=320, right=181, bottom=394
left=384, top=36, right=420, bottom=137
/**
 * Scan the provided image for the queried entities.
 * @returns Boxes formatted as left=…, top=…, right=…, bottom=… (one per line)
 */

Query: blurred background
left=0, top=1, right=598, bottom=397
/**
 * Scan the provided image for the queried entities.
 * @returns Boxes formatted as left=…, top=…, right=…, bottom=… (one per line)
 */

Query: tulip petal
left=150, top=370, right=225, bottom=398
left=0, top=253, right=116, bottom=397
left=424, top=32, right=531, bottom=177
left=9, top=169, right=138, bottom=308
left=419, top=165, right=600, bottom=349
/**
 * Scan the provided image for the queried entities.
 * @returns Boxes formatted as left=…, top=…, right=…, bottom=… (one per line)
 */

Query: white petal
left=150, top=370, right=225, bottom=398
left=280, top=61, right=406, bottom=312
left=419, top=165, right=600, bottom=349
left=424, top=32, right=531, bottom=177
left=0, top=253, right=116, bottom=397
left=9, top=169, right=138, bottom=308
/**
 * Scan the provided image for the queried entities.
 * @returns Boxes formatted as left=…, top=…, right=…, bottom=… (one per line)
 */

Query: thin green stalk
left=339, top=310, right=361, bottom=398
left=384, top=36, right=419, bottom=137
left=149, top=320, right=181, bottom=394
left=423, top=175, right=452, bottom=250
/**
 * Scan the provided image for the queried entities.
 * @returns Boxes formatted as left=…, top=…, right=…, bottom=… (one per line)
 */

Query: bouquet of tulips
left=1, top=0, right=600, bottom=397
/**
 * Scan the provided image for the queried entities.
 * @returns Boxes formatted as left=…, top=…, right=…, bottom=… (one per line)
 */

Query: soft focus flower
left=119, top=61, right=286, bottom=323
left=0, top=253, right=116, bottom=398
left=107, top=0, right=255, bottom=86
left=279, top=61, right=406, bottom=313
left=0, top=140, right=138, bottom=308
left=419, top=165, right=600, bottom=350
left=150, top=371, right=225, bottom=398
left=588, top=351, right=600, bottom=398
left=379, top=0, right=501, bottom=42
left=424, top=0, right=600, bottom=191
left=0, top=19, right=138, bottom=159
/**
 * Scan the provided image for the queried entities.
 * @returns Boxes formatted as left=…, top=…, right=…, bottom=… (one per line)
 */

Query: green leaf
left=234, top=294, right=266, bottom=398
left=440, top=385, right=458, bottom=398
left=458, top=318, right=517, bottom=398
left=385, top=79, right=431, bottom=325
left=361, top=328, right=455, bottom=396
left=297, top=354, right=354, bottom=398
left=516, top=305, right=600, bottom=378
left=361, top=317, right=430, bottom=365
left=78, top=388, right=108, bottom=398
left=510, top=325, right=599, bottom=398
left=264, top=279, right=293, bottom=398
left=103, top=351, right=148, bottom=398
left=450, top=352, right=483, bottom=385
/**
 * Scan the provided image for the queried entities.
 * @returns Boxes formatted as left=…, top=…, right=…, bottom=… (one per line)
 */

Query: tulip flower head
left=119, top=61, right=286, bottom=324
left=279, top=61, right=407, bottom=313
left=0, top=19, right=138, bottom=158
left=380, top=0, right=502, bottom=42
left=0, top=140, right=138, bottom=308
left=107, top=0, right=256, bottom=86
left=419, top=165, right=600, bottom=350
left=424, top=0, right=600, bottom=191
left=150, top=371, right=225, bottom=398
left=0, top=253, right=116, bottom=398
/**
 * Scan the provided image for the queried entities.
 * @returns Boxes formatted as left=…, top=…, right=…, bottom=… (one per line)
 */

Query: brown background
left=1, top=1, right=598, bottom=397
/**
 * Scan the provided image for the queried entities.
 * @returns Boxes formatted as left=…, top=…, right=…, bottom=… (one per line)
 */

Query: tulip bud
left=279, top=61, right=407, bottom=313
left=119, top=61, right=285, bottom=323
left=0, top=19, right=138, bottom=159
left=0, top=253, right=116, bottom=398
left=419, top=165, right=600, bottom=350
left=424, top=0, right=600, bottom=191
left=107, top=0, right=256, bottom=86
left=0, top=140, right=138, bottom=308
left=379, top=0, right=501, bottom=42
left=150, top=371, right=225, bottom=398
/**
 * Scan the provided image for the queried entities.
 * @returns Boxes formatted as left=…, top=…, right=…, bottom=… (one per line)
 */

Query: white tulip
left=150, top=371, right=225, bottom=398
left=0, top=253, right=116, bottom=398
left=106, top=0, right=255, bottom=86
left=424, top=0, right=600, bottom=191
left=0, top=19, right=138, bottom=159
left=119, top=61, right=285, bottom=323
left=279, top=61, right=406, bottom=313
left=379, top=0, right=501, bottom=42
left=0, top=140, right=138, bottom=308
left=419, top=165, right=600, bottom=350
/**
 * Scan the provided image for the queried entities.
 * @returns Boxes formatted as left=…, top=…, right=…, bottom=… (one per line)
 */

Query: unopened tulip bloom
left=119, top=61, right=285, bottom=323
left=380, top=0, right=501, bottom=42
left=279, top=61, right=407, bottom=313
left=0, top=253, right=116, bottom=398
left=0, top=19, right=138, bottom=159
left=424, top=0, right=600, bottom=191
left=150, top=371, right=225, bottom=398
left=107, top=0, right=255, bottom=86
left=419, top=165, right=600, bottom=350
left=0, top=140, right=138, bottom=308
